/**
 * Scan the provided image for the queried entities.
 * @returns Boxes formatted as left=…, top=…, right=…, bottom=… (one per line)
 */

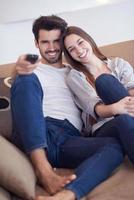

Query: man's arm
left=15, top=55, right=38, bottom=74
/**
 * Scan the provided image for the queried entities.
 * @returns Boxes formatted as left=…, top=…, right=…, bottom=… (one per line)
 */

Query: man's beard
left=41, top=50, right=62, bottom=64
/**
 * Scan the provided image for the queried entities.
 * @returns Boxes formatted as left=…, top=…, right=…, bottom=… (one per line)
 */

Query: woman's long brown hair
left=62, top=26, right=107, bottom=86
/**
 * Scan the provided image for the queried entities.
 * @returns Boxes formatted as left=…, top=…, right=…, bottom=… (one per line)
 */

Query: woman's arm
left=128, top=88, right=134, bottom=96
left=95, top=96, right=134, bottom=118
left=67, top=69, right=101, bottom=119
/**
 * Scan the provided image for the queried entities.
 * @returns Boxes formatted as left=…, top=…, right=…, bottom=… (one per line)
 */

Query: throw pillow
left=0, top=136, right=36, bottom=200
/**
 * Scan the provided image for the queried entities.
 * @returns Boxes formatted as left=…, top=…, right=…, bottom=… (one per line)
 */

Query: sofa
left=0, top=40, right=134, bottom=200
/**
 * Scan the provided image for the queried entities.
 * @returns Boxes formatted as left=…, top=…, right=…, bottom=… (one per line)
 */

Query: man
left=11, top=15, right=123, bottom=200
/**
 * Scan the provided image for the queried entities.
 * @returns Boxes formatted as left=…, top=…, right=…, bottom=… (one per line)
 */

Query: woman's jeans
left=11, top=74, right=123, bottom=199
left=95, top=74, right=134, bottom=163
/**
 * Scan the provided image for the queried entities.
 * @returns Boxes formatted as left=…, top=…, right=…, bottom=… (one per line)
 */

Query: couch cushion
left=99, top=40, right=134, bottom=67
left=86, top=158, right=134, bottom=200
left=0, top=136, right=36, bottom=200
left=33, top=158, right=134, bottom=200
left=0, top=187, right=11, bottom=200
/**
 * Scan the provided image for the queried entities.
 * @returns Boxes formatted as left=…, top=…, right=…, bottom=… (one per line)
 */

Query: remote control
left=26, top=54, right=39, bottom=64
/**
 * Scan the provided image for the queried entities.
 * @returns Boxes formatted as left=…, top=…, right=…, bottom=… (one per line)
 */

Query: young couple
left=11, top=15, right=134, bottom=200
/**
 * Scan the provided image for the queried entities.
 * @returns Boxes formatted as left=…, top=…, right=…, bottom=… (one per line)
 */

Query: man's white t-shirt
left=34, top=63, right=83, bottom=131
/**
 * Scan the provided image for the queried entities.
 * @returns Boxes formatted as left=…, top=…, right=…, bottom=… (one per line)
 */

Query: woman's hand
left=113, top=96, right=134, bottom=116
left=95, top=96, right=134, bottom=118
left=15, top=54, right=39, bottom=75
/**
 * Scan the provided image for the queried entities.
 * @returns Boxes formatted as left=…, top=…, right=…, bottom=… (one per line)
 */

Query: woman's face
left=64, top=34, right=93, bottom=64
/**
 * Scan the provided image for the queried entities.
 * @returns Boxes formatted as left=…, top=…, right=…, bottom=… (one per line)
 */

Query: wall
left=0, top=0, right=125, bottom=23
left=0, top=0, right=133, bottom=65
left=60, top=0, right=134, bottom=46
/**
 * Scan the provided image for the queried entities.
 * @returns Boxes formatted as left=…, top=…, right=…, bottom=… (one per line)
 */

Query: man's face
left=35, top=29, right=62, bottom=66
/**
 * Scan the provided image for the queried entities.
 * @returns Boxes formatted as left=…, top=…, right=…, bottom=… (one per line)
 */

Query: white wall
left=0, top=0, right=133, bottom=65
left=0, top=20, right=38, bottom=65
left=0, top=0, right=126, bottom=23
left=60, top=0, right=134, bottom=46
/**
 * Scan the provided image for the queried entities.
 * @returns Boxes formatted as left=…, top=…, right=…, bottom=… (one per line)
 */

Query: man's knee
left=11, top=74, right=42, bottom=96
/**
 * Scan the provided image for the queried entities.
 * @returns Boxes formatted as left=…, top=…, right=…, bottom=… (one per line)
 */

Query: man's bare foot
left=36, top=189, right=76, bottom=200
left=37, top=169, right=76, bottom=195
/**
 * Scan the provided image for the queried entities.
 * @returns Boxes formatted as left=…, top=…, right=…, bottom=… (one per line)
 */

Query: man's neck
left=40, top=58, right=64, bottom=68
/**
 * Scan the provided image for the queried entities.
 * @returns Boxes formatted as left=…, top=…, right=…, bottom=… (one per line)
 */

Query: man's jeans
left=95, top=74, right=134, bottom=163
left=11, top=74, right=123, bottom=199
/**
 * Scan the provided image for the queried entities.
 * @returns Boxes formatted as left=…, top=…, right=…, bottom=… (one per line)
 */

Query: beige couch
left=0, top=40, right=134, bottom=200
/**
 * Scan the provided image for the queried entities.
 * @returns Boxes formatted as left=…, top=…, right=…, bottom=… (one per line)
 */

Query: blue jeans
left=95, top=74, right=134, bottom=163
left=11, top=74, right=123, bottom=199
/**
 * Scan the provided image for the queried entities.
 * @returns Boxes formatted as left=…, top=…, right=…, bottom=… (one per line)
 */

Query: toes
left=36, top=196, right=44, bottom=200
left=65, top=180, right=71, bottom=184
left=64, top=174, right=76, bottom=181
left=70, top=174, right=76, bottom=180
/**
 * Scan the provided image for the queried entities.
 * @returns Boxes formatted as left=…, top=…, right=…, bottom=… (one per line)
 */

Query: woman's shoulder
left=108, top=57, right=134, bottom=79
left=68, top=68, right=85, bottom=78
left=108, top=57, right=129, bottom=66
left=67, top=68, right=89, bottom=89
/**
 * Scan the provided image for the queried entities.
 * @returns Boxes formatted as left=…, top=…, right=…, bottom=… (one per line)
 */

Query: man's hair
left=32, top=15, right=68, bottom=42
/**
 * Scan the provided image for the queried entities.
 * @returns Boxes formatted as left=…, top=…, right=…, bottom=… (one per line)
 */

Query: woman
left=63, top=26, right=134, bottom=164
